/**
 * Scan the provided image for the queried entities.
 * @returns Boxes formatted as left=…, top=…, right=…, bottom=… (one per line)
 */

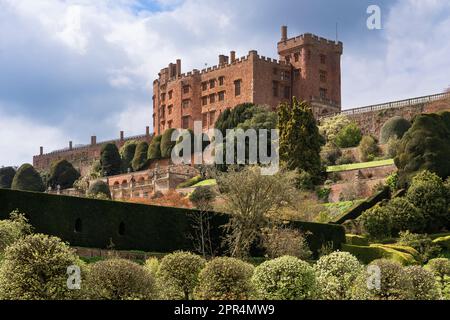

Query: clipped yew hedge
left=0, top=189, right=345, bottom=255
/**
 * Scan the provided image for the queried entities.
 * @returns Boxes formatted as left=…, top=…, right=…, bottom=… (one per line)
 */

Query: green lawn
left=192, top=179, right=217, bottom=187
left=326, top=159, right=395, bottom=173
left=325, top=200, right=364, bottom=216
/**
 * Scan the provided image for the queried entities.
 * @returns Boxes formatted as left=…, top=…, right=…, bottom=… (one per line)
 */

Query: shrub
left=261, top=226, right=312, bottom=260
left=335, top=150, right=355, bottom=165
left=380, top=116, right=411, bottom=144
left=425, top=258, right=450, bottom=299
left=87, top=180, right=111, bottom=199
left=334, top=122, right=362, bottom=148
left=194, top=257, right=254, bottom=300
left=144, top=257, right=159, bottom=278
left=397, top=231, right=441, bottom=263
left=386, top=172, right=398, bottom=192
left=359, top=135, right=380, bottom=162
left=48, top=160, right=80, bottom=189
left=252, top=256, right=316, bottom=300
left=360, top=203, right=392, bottom=239
left=319, top=114, right=351, bottom=144
left=314, top=251, right=363, bottom=300
left=0, top=167, right=16, bottom=189
left=386, top=137, right=401, bottom=159
left=214, top=103, right=256, bottom=133
left=342, top=244, right=417, bottom=266
left=84, top=258, right=157, bottom=300
left=148, top=135, right=162, bottom=160
left=189, top=186, right=216, bottom=208
left=177, top=176, right=203, bottom=189
left=386, top=197, right=425, bottom=234
left=345, top=234, right=369, bottom=246
left=0, top=234, right=80, bottom=300
left=11, top=164, right=45, bottom=192
left=131, top=141, right=149, bottom=172
left=0, top=211, right=32, bottom=253
left=100, top=143, right=122, bottom=176
left=433, top=235, right=450, bottom=250
left=406, top=170, right=449, bottom=232
left=160, top=129, right=177, bottom=158
left=404, top=266, right=441, bottom=300
left=120, top=140, right=137, bottom=172
left=156, top=251, right=206, bottom=300
left=320, top=142, right=342, bottom=166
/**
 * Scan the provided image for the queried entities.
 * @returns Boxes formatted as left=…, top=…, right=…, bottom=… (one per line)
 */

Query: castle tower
left=277, top=26, right=343, bottom=116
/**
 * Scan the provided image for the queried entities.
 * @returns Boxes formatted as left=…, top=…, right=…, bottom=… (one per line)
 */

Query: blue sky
left=0, top=0, right=449, bottom=166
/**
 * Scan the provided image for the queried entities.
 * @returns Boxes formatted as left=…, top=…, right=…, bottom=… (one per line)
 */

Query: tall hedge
left=131, top=141, right=149, bottom=172
left=11, top=164, right=45, bottom=192
left=160, top=129, right=177, bottom=159
left=100, top=143, right=122, bottom=176
left=148, top=135, right=162, bottom=160
left=0, top=167, right=16, bottom=189
left=380, top=116, right=411, bottom=144
left=48, top=160, right=80, bottom=189
left=120, top=141, right=137, bottom=173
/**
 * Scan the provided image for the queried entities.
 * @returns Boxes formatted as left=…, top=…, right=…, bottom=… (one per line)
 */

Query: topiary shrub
left=120, top=140, right=137, bottom=172
left=406, top=170, right=449, bottom=232
left=341, top=244, right=418, bottom=266
left=359, top=203, right=392, bottom=240
left=0, top=167, right=16, bottom=189
left=148, top=135, right=162, bottom=160
left=433, top=235, right=450, bottom=250
left=0, top=211, right=32, bottom=253
left=314, top=251, right=363, bottom=300
left=0, top=234, right=81, bottom=300
left=156, top=251, right=206, bottom=300
left=100, top=143, right=122, bottom=176
left=260, top=226, right=312, bottom=260
left=404, top=265, right=441, bottom=300
left=131, top=141, right=149, bottom=172
left=87, top=180, right=111, bottom=199
left=194, top=257, right=254, bottom=300
left=380, top=116, right=411, bottom=144
left=83, top=258, right=157, bottom=300
left=160, top=128, right=177, bottom=159
left=48, top=160, right=80, bottom=189
left=252, top=256, right=317, bottom=300
left=425, top=258, right=450, bottom=299
left=11, top=164, right=45, bottom=192
left=358, top=135, right=380, bottom=162
left=334, top=122, right=362, bottom=148
left=397, top=231, right=441, bottom=263
left=385, top=197, right=425, bottom=234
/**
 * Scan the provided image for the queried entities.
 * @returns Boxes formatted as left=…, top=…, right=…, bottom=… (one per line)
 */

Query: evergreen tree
left=278, top=98, right=324, bottom=183
left=11, top=164, right=45, bottom=192
left=48, top=160, right=80, bottom=189
left=131, top=141, right=149, bottom=171
left=148, top=135, right=162, bottom=160
left=119, top=141, right=137, bottom=172
left=0, top=167, right=16, bottom=189
left=100, top=143, right=122, bottom=176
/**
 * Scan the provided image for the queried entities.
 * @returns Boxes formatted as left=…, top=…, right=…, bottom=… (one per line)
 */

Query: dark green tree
left=278, top=98, right=324, bottom=183
left=11, top=164, right=45, bottom=192
left=334, top=122, right=362, bottom=148
left=160, top=128, right=177, bottom=158
left=119, top=141, right=137, bottom=172
left=131, top=141, right=149, bottom=171
left=0, top=167, right=16, bottom=189
left=100, top=143, right=121, bottom=176
left=48, top=160, right=80, bottom=189
left=380, top=116, right=411, bottom=144
left=214, top=103, right=256, bottom=134
left=395, top=111, right=450, bottom=185
left=148, top=135, right=162, bottom=160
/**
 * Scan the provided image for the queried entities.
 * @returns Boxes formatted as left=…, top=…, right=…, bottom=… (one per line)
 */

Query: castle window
left=202, top=82, right=208, bottom=91
left=168, top=90, right=173, bottom=99
left=219, top=76, right=225, bottom=86
left=161, top=93, right=166, bottom=101
left=320, top=54, right=327, bottom=64
left=168, top=105, right=173, bottom=114
left=183, top=85, right=190, bottom=94
left=281, top=71, right=290, bottom=81
left=284, top=86, right=291, bottom=99
left=319, top=88, right=328, bottom=99
left=209, top=111, right=216, bottom=125
left=218, top=91, right=225, bottom=101
left=160, top=105, right=166, bottom=118
left=202, top=96, right=208, bottom=106
left=182, top=100, right=190, bottom=108
left=182, top=116, right=190, bottom=129
left=209, top=79, right=215, bottom=89
left=320, top=70, right=327, bottom=83
left=202, top=113, right=208, bottom=128
left=272, top=81, right=279, bottom=97
left=294, top=53, right=299, bottom=62
left=209, top=94, right=216, bottom=104
left=234, top=80, right=241, bottom=96
left=293, top=69, right=300, bottom=80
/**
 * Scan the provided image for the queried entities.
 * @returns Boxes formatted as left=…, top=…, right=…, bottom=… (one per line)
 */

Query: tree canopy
left=0, top=167, right=16, bottom=189
left=100, top=143, right=122, bottom=176
left=11, top=164, right=45, bottom=192
left=48, top=160, right=80, bottom=189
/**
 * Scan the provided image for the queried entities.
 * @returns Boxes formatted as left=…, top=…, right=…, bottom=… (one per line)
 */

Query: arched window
left=118, top=222, right=125, bottom=236
left=74, top=218, right=82, bottom=233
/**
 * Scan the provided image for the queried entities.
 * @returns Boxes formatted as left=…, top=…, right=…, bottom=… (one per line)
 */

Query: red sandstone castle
left=152, top=26, right=343, bottom=135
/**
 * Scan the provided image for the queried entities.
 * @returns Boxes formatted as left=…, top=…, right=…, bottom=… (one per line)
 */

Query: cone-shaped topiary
left=48, top=160, right=80, bottom=189
left=380, top=116, right=411, bottom=144
left=160, top=128, right=177, bottom=158
left=0, top=167, right=16, bottom=189
left=100, top=143, right=122, bottom=176
left=11, top=164, right=45, bottom=192
left=131, top=141, right=149, bottom=171
left=148, top=135, right=162, bottom=160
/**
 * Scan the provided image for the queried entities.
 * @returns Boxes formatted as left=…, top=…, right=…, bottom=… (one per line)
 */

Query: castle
left=152, top=26, right=342, bottom=135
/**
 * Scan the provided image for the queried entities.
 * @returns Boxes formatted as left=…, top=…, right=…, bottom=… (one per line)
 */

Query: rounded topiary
left=314, top=251, right=363, bottom=300
left=131, top=141, right=149, bottom=171
left=48, top=160, right=80, bottom=189
left=359, top=203, right=392, bottom=240
left=100, top=143, right=122, bottom=176
left=11, top=164, right=45, bottom=192
left=83, top=258, right=157, bottom=300
left=120, top=141, right=137, bottom=172
left=194, top=257, right=254, bottom=300
left=87, top=180, right=111, bottom=199
left=156, top=251, right=206, bottom=300
left=148, top=135, right=162, bottom=160
left=0, top=234, right=81, bottom=300
left=252, top=256, right=317, bottom=300
left=0, top=167, right=16, bottom=189
left=380, top=116, right=411, bottom=144
left=404, top=265, right=441, bottom=300
left=385, top=197, right=425, bottom=234
left=160, top=128, right=177, bottom=159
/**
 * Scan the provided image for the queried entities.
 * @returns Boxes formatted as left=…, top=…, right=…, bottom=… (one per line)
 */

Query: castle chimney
left=281, top=25, right=288, bottom=41
left=248, top=50, right=258, bottom=57
left=40, top=146, right=43, bottom=156
left=91, top=136, right=97, bottom=145
left=230, top=51, right=236, bottom=63
left=69, top=141, right=73, bottom=150
left=176, top=59, right=181, bottom=77
left=146, top=126, right=150, bottom=136
left=120, top=131, right=124, bottom=141
left=169, top=63, right=174, bottom=78
left=219, top=55, right=229, bottom=65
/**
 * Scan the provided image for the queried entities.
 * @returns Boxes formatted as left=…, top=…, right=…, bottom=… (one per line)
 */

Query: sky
left=0, top=0, right=449, bottom=166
